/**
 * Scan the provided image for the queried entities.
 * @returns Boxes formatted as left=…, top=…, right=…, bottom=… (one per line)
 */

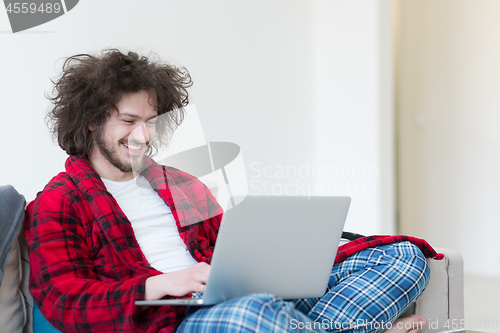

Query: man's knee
left=391, top=242, right=431, bottom=296
left=414, top=248, right=431, bottom=294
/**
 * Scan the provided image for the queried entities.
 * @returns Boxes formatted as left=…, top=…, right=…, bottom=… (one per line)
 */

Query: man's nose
left=130, top=122, right=149, bottom=144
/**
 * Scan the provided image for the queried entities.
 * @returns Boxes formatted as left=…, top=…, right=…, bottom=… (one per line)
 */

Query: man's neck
left=88, top=152, right=136, bottom=182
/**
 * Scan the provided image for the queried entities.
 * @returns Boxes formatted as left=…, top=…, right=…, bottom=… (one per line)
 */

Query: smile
left=123, top=142, right=143, bottom=151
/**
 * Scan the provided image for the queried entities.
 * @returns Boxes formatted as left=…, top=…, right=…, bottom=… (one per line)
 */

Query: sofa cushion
left=0, top=239, right=26, bottom=333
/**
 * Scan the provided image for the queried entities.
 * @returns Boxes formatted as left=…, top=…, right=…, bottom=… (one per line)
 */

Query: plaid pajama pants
left=176, top=241, right=431, bottom=333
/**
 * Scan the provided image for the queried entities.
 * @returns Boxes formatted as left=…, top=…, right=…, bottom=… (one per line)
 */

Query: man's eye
left=146, top=121, right=156, bottom=126
left=123, top=120, right=134, bottom=124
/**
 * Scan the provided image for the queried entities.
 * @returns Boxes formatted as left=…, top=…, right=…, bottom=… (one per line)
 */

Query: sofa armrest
left=18, top=224, right=33, bottom=333
left=413, top=247, right=465, bottom=333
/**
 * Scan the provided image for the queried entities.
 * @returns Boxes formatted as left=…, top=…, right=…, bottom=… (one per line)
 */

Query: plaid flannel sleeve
left=26, top=188, right=150, bottom=333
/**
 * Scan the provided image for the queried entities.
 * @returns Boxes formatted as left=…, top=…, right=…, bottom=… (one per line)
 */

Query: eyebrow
left=119, top=113, right=158, bottom=121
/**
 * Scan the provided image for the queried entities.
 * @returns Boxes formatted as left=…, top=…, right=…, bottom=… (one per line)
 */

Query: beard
left=94, top=130, right=145, bottom=173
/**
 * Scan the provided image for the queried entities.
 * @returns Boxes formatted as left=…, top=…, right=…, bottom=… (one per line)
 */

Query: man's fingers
left=195, top=262, right=211, bottom=274
left=187, top=281, right=206, bottom=293
left=191, top=263, right=210, bottom=283
left=191, top=271, right=209, bottom=285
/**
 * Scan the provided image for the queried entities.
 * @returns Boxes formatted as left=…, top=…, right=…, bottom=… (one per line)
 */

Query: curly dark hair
left=46, top=49, right=192, bottom=156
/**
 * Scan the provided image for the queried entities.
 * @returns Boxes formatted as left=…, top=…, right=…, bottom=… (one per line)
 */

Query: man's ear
left=88, top=124, right=95, bottom=131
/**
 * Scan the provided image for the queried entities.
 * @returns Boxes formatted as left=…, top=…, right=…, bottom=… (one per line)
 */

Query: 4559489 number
left=6, top=2, right=61, bottom=14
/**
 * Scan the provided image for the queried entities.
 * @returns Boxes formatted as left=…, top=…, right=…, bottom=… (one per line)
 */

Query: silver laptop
left=135, top=195, right=350, bottom=306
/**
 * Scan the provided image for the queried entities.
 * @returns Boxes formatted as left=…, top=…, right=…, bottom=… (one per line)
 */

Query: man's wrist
left=144, top=274, right=167, bottom=301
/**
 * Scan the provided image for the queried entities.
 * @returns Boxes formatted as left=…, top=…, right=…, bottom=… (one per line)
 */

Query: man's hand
left=144, top=263, right=211, bottom=300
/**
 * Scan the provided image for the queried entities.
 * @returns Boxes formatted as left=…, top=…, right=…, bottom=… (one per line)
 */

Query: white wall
left=0, top=0, right=394, bottom=235
left=311, top=1, right=395, bottom=235
left=397, top=0, right=500, bottom=277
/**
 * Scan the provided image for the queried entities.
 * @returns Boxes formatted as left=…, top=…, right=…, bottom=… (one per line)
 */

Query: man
left=26, top=49, right=431, bottom=333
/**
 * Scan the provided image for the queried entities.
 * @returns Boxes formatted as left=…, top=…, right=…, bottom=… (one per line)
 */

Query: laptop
left=135, top=195, right=351, bottom=306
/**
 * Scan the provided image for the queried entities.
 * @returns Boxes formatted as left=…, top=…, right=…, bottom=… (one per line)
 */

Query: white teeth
left=124, top=143, right=142, bottom=150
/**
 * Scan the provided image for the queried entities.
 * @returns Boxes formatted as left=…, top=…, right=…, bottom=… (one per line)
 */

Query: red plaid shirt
left=26, top=155, right=223, bottom=333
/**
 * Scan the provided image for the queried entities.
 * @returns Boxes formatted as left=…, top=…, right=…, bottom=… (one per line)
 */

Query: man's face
left=90, top=90, right=158, bottom=180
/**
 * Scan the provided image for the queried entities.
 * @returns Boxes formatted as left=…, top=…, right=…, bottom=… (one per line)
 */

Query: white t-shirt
left=101, top=176, right=198, bottom=273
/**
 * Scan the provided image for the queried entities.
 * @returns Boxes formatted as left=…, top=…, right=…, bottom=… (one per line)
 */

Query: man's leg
left=177, top=242, right=429, bottom=333
left=294, top=241, right=430, bottom=333
left=177, top=293, right=320, bottom=333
